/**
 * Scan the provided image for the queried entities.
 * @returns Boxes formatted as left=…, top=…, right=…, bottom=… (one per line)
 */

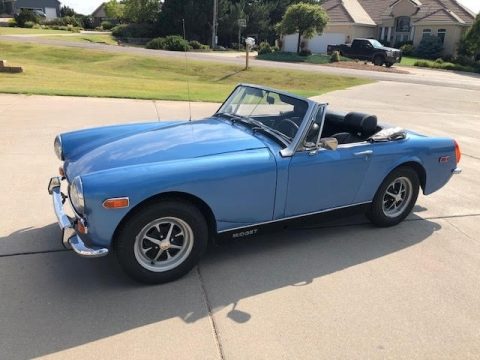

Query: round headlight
left=54, top=135, right=63, bottom=160
left=70, top=176, right=85, bottom=214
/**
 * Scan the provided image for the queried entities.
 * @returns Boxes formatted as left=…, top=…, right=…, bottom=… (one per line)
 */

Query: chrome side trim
left=217, top=201, right=372, bottom=233
left=452, top=168, right=462, bottom=175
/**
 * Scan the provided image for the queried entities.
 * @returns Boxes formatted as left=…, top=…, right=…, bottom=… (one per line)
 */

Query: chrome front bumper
left=453, top=168, right=462, bottom=175
left=48, top=176, right=109, bottom=258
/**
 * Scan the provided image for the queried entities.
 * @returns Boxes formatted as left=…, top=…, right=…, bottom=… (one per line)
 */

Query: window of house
left=396, top=17, right=411, bottom=32
left=422, top=29, right=432, bottom=39
left=437, top=29, right=446, bottom=44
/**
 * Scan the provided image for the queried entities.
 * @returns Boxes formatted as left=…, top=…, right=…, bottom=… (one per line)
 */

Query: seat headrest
left=345, top=112, right=377, bottom=135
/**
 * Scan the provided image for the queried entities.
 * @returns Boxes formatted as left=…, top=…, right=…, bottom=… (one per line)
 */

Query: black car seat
left=331, top=112, right=378, bottom=145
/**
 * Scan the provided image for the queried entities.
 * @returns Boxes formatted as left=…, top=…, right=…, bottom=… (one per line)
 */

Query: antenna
left=182, top=19, right=192, bottom=121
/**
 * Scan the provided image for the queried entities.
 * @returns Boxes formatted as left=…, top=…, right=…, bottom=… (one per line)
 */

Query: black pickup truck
left=327, top=38, right=402, bottom=67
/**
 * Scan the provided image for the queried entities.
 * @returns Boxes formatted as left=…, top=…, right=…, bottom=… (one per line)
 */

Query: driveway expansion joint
left=196, top=265, right=225, bottom=360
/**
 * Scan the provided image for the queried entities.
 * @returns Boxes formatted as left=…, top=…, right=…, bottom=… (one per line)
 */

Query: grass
left=44, top=34, right=118, bottom=45
left=400, top=56, right=479, bottom=73
left=257, top=51, right=350, bottom=64
left=400, top=56, right=421, bottom=66
left=0, top=41, right=371, bottom=102
left=0, top=27, right=69, bottom=35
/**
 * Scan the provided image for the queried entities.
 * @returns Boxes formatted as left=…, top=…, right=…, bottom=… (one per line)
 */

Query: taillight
left=454, top=140, right=461, bottom=164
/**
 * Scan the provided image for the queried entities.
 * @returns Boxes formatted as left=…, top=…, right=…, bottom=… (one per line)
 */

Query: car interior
left=306, top=111, right=382, bottom=146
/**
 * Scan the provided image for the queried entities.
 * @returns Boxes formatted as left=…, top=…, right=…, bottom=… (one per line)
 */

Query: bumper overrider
left=48, top=176, right=109, bottom=258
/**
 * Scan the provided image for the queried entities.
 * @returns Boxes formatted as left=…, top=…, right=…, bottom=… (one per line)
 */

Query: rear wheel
left=116, top=200, right=208, bottom=284
left=373, top=55, right=384, bottom=66
left=367, top=167, right=419, bottom=227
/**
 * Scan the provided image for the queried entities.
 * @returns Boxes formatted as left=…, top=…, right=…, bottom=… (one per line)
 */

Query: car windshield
left=215, top=85, right=309, bottom=143
left=369, top=39, right=384, bottom=49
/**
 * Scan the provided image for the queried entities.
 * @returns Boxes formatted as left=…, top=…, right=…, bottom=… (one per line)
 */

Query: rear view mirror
left=320, top=137, right=338, bottom=151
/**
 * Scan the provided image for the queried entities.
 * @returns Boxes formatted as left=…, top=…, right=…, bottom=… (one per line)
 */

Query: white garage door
left=44, top=7, right=57, bottom=20
left=308, top=33, right=346, bottom=54
left=283, top=33, right=300, bottom=52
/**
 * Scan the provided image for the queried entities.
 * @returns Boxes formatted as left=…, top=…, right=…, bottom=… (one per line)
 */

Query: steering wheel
left=277, top=118, right=299, bottom=139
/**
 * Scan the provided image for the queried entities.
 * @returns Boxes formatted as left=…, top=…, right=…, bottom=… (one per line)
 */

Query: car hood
left=381, top=46, right=401, bottom=52
left=65, top=118, right=266, bottom=179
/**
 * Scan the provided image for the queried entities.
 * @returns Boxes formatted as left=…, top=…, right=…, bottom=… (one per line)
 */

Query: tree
left=104, top=0, right=125, bottom=21
left=123, top=0, right=160, bottom=23
left=415, top=35, right=443, bottom=59
left=459, top=13, right=480, bottom=57
left=60, top=5, right=75, bottom=17
left=277, top=2, right=328, bottom=54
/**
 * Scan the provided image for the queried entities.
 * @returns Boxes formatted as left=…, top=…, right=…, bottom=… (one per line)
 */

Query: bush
left=76, top=15, right=95, bottom=30
left=146, top=37, right=166, bottom=49
left=455, top=55, right=475, bottom=66
left=330, top=50, right=341, bottom=63
left=15, top=9, right=40, bottom=27
left=45, top=16, right=81, bottom=27
left=101, top=21, right=114, bottom=30
left=258, top=42, right=274, bottom=55
left=23, top=21, right=35, bottom=28
left=299, top=49, right=312, bottom=56
left=435, top=58, right=444, bottom=64
left=46, top=25, right=81, bottom=32
left=111, top=23, right=156, bottom=38
left=414, top=35, right=443, bottom=60
left=400, top=44, right=415, bottom=56
left=189, top=40, right=202, bottom=49
left=7, top=19, right=17, bottom=27
left=163, top=35, right=190, bottom=51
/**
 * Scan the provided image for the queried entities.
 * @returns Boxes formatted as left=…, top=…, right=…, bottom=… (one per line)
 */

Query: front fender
left=80, top=148, right=277, bottom=247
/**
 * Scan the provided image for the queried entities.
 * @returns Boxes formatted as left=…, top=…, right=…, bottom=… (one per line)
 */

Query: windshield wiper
left=215, top=113, right=292, bottom=146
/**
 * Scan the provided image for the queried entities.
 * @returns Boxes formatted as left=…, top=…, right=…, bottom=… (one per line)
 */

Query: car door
left=285, top=143, right=373, bottom=217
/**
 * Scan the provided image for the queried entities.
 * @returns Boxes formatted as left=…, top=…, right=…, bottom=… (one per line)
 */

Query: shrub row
left=146, top=36, right=210, bottom=51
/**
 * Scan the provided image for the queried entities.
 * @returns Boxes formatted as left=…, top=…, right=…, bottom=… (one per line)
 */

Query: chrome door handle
left=354, top=150, right=373, bottom=157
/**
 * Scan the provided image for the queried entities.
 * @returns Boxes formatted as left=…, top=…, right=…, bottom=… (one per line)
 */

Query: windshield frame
left=215, top=84, right=323, bottom=157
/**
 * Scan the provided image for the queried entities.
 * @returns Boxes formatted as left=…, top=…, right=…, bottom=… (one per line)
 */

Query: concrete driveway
left=1, top=81, right=479, bottom=359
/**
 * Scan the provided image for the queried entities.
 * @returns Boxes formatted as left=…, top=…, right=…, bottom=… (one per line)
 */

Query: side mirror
left=319, top=137, right=338, bottom=151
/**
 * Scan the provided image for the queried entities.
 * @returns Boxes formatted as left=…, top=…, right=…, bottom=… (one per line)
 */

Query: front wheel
left=116, top=200, right=208, bottom=284
left=385, top=62, right=393, bottom=68
left=373, top=55, right=384, bottom=66
left=367, top=167, right=420, bottom=227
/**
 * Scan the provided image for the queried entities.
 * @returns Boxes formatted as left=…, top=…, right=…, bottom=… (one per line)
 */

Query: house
left=5, top=0, right=60, bottom=20
left=281, top=0, right=477, bottom=56
left=91, top=2, right=106, bottom=27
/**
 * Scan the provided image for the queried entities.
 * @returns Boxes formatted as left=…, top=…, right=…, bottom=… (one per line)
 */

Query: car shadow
left=0, top=214, right=440, bottom=359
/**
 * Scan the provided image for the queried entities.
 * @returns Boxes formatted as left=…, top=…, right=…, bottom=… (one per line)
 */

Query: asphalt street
left=0, top=80, right=479, bottom=359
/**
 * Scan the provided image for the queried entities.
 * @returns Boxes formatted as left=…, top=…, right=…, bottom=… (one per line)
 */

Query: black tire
left=116, top=200, right=208, bottom=284
left=373, top=55, right=384, bottom=66
left=385, top=62, right=393, bottom=68
left=366, top=167, right=420, bottom=227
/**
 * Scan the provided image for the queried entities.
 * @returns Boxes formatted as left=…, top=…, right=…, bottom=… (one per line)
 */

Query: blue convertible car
left=48, top=84, right=461, bottom=283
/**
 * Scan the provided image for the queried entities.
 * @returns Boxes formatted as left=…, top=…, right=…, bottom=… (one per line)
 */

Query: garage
left=308, top=33, right=346, bottom=53
left=44, top=7, right=57, bottom=20
left=282, top=32, right=346, bottom=54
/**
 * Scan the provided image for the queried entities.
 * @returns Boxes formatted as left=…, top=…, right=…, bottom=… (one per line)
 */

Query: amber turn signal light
left=103, top=197, right=129, bottom=209
left=454, top=140, right=461, bottom=164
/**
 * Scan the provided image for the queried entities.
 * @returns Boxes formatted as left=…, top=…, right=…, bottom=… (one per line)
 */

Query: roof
left=323, top=0, right=376, bottom=25
left=322, top=0, right=475, bottom=26
left=91, top=2, right=106, bottom=17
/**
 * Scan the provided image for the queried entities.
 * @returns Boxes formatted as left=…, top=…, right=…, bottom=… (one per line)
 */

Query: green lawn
left=0, top=27, right=69, bottom=35
left=257, top=52, right=350, bottom=64
left=0, top=42, right=371, bottom=102
left=44, top=34, right=118, bottom=45
left=399, top=56, right=421, bottom=66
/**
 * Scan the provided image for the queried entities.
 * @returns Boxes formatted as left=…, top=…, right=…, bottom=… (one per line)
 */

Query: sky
left=62, top=0, right=480, bottom=16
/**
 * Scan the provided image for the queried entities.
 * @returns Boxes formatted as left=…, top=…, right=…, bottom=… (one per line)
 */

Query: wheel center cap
left=160, top=241, right=170, bottom=250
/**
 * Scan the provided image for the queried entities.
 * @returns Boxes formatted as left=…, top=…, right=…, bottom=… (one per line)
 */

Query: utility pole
left=211, top=0, right=218, bottom=49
